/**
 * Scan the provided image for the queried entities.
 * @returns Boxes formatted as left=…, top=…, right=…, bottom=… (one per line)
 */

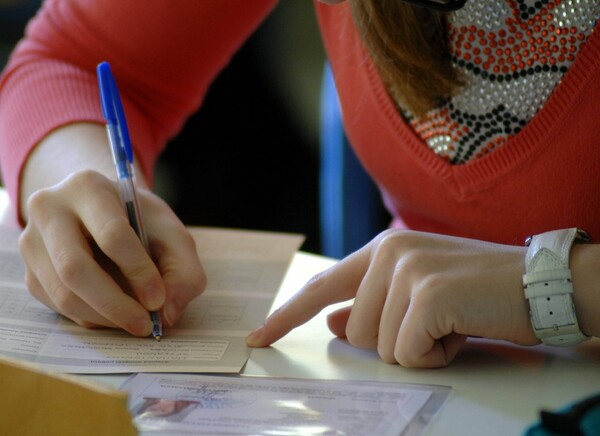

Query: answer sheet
left=0, top=226, right=303, bottom=373
left=122, top=373, right=451, bottom=436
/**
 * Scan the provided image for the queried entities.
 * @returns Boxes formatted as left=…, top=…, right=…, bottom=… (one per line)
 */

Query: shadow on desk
left=324, top=336, right=600, bottom=372
left=317, top=336, right=600, bottom=425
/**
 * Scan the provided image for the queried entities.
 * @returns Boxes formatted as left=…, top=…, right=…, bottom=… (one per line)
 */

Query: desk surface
left=2, top=189, right=599, bottom=435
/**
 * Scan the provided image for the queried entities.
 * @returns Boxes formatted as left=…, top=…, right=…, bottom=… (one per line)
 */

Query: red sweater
left=1, top=1, right=599, bottom=245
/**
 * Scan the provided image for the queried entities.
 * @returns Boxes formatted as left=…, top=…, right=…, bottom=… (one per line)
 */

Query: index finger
left=40, top=213, right=154, bottom=335
left=76, top=183, right=166, bottom=311
left=246, top=244, right=371, bottom=347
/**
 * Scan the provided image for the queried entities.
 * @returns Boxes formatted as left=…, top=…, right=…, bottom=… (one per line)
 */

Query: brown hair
left=349, top=0, right=463, bottom=116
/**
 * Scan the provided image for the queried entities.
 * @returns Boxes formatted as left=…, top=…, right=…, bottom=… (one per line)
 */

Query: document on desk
left=0, top=226, right=303, bottom=374
left=122, top=373, right=451, bottom=436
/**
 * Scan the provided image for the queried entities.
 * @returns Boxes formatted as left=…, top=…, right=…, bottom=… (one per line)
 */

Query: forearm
left=19, top=122, right=148, bottom=222
left=3, top=1, right=277, bottom=225
left=570, top=243, right=600, bottom=339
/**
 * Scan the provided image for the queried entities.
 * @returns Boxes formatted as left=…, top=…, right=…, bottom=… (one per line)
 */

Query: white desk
left=2, top=189, right=599, bottom=435
left=90, top=252, right=600, bottom=435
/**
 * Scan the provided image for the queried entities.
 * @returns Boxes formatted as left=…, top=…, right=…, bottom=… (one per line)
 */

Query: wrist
left=523, top=229, right=591, bottom=346
left=570, top=243, right=600, bottom=338
left=19, top=122, right=131, bottom=222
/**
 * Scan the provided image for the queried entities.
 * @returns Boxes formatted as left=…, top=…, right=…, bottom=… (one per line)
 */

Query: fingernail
left=131, top=317, right=153, bottom=336
left=246, top=325, right=264, bottom=346
left=164, top=301, right=181, bottom=326
left=144, top=285, right=165, bottom=310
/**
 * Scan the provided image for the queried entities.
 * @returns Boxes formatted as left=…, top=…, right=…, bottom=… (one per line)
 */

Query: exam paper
left=0, top=226, right=303, bottom=373
left=122, top=373, right=451, bottom=436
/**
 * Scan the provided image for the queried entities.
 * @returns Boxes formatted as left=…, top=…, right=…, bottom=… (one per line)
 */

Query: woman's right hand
left=19, top=169, right=206, bottom=336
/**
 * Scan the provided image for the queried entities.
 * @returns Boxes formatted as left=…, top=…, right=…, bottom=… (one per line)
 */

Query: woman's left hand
left=247, top=230, right=538, bottom=368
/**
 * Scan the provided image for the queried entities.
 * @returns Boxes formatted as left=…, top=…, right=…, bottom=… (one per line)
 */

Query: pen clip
left=97, top=62, right=134, bottom=165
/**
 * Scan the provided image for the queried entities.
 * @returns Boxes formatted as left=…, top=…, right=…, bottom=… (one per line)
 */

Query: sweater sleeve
left=0, top=0, right=277, bottom=219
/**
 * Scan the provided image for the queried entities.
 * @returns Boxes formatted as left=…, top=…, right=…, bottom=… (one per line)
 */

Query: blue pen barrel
left=105, top=123, right=150, bottom=252
left=118, top=176, right=150, bottom=253
left=98, top=61, right=162, bottom=340
left=106, top=124, right=130, bottom=179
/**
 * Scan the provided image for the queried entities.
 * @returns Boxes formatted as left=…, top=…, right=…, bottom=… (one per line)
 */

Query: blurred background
left=0, top=0, right=325, bottom=253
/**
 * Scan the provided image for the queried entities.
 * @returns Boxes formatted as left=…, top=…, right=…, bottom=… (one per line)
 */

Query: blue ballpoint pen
left=97, top=61, right=163, bottom=341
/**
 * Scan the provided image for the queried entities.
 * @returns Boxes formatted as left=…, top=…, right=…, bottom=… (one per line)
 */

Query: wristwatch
left=523, top=228, right=591, bottom=346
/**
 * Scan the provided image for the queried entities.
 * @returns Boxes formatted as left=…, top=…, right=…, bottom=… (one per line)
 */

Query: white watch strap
left=523, top=228, right=589, bottom=347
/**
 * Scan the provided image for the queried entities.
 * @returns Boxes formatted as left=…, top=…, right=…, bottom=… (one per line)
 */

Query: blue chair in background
left=319, top=63, right=389, bottom=259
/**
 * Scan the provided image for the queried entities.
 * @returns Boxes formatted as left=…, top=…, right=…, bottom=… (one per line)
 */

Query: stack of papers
left=0, top=226, right=303, bottom=373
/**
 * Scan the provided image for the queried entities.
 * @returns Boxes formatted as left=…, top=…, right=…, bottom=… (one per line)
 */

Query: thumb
left=326, top=306, right=352, bottom=338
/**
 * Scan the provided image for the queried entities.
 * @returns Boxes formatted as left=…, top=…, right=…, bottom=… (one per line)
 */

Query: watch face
left=402, top=0, right=467, bottom=12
